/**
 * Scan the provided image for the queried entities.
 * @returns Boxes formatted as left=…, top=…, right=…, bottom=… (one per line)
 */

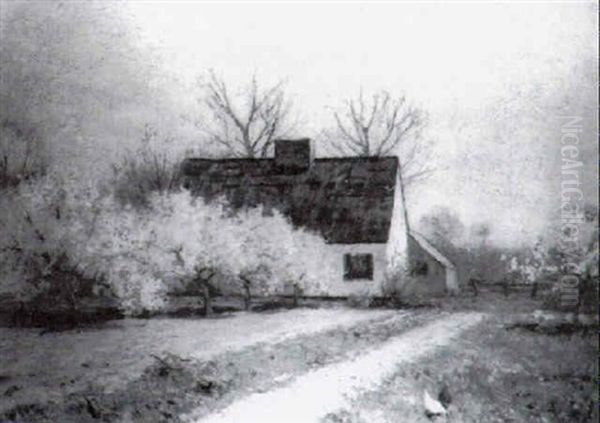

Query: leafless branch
left=199, top=70, right=292, bottom=158
left=322, top=89, right=432, bottom=189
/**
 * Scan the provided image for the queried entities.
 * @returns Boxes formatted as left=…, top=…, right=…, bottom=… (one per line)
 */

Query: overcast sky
left=125, top=1, right=598, bottom=246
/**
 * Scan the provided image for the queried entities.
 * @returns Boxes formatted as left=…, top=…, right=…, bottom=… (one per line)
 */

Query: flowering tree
left=1, top=174, right=329, bottom=316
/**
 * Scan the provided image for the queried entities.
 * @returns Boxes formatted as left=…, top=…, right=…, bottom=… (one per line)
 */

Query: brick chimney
left=274, top=138, right=313, bottom=172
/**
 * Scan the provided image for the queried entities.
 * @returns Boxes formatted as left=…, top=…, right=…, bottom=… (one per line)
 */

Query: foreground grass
left=325, top=291, right=598, bottom=423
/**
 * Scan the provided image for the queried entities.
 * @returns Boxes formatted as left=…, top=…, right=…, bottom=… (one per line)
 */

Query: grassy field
left=326, top=290, right=599, bottom=423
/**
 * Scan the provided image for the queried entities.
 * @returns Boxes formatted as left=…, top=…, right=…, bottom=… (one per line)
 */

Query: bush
left=0, top=175, right=123, bottom=326
left=346, top=293, right=374, bottom=308
left=0, top=120, right=48, bottom=190
left=112, top=148, right=182, bottom=209
left=1, top=173, right=329, bottom=316
left=0, top=173, right=73, bottom=297
left=133, top=192, right=328, bottom=303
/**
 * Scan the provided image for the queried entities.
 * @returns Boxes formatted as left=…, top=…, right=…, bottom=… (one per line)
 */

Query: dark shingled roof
left=181, top=155, right=399, bottom=244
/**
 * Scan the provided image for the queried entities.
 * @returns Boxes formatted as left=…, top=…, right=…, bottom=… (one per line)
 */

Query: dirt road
left=190, top=313, right=485, bottom=423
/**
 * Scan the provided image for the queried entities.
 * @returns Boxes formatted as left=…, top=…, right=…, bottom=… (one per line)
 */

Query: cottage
left=181, top=138, right=455, bottom=297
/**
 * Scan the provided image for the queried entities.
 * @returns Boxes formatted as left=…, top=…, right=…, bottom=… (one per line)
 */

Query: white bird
left=423, top=389, right=447, bottom=418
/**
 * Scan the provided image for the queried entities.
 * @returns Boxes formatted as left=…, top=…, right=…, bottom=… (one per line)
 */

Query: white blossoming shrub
left=0, top=174, right=76, bottom=298
left=1, top=175, right=328, bottom=315
left=142, top=192, right=327, bottom=298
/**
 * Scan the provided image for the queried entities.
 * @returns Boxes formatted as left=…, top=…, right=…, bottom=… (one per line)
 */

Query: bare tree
left=419, top=206, right=465, bottom=249
left=323, top=90, right=432, bottom=187
left=199, top=71, right=293, bottom=158
left=470, top=222, right=492, bottom=248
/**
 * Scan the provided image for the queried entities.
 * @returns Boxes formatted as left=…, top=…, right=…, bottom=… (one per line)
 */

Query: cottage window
left=411, top=260, right=429, bottom=276
left=344, top=254, right=374, bottom=280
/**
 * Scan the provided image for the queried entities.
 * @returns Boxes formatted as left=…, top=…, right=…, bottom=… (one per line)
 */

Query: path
left=193, top=312, right=486, bottom=423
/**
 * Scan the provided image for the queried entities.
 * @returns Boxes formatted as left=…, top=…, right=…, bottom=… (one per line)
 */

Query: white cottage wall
left=386, top=170, right=410, bottom=282
left=300, top=243, right=388, bottom=297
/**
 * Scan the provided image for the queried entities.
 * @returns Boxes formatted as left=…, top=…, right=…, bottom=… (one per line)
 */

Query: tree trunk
left=292, top=283, right=300, bottom=308
left=201, top=283, right=213, bottom=316
left=468, top=278, right=479, bottom=297
left=243, top=283, right=251, bottom=311
left=239, top=275, right=253, bottom=311
left=530, top=281, right=538, bottom=298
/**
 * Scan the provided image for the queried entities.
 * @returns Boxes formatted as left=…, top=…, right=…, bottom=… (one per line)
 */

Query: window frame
left=343, top=253, right=374, bottom=281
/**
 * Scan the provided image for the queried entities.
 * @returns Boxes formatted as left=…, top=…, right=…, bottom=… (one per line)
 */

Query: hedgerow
left=0, top=174, right=328, bottom=315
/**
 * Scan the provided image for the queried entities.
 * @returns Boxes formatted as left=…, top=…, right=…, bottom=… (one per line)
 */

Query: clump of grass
left=433, top=322, right=598, bottom=422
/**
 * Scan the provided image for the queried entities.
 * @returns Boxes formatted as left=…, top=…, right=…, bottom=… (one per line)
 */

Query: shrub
left=139, top=192, right=328, bottom=304
left=0, top=171, right=329, bottom=316
left=0, top=174, right=72, bottom=297
left=112, top=148, right=182, bottom=209
left=0, top=174, right=123, bottom=327
left=346, top=293, right=374, bottom=308
left=0, top=121, right=48, bottom=189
